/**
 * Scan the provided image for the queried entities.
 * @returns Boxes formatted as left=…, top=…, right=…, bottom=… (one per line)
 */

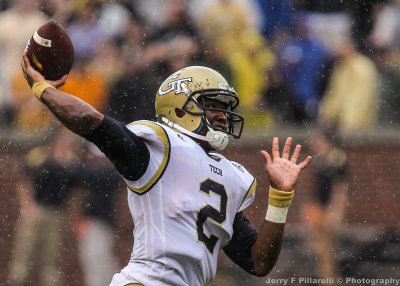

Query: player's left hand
left=21, top=51, right=67, bottom=88
left=261, top=137, right=312, bottom=192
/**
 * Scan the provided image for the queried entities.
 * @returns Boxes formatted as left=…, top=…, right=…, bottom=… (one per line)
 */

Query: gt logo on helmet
left=158, top=76, right=192, bottom=95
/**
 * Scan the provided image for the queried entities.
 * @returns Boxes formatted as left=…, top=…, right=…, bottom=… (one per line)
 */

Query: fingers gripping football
left=21, top=52, right=67, bottom=89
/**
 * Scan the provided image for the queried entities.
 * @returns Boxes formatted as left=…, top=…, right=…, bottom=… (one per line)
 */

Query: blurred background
left=1, top=0, right=400, bottom=285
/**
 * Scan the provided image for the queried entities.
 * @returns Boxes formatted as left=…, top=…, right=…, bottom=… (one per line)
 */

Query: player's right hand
left=21, top=51, right=67, bottom=89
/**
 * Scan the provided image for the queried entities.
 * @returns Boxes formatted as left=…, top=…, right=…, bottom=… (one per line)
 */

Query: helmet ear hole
left=175, top=108, right=185, bottom=118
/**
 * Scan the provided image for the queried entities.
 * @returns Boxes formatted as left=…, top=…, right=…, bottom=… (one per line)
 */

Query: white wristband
left=265, top=204, right=289, bottom=223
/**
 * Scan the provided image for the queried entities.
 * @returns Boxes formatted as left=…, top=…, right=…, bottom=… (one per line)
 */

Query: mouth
left=213, top=123, right=227, bottom=131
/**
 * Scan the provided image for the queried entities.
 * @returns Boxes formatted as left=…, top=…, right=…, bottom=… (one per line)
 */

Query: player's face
left=203, top=99, right=228, bottom=131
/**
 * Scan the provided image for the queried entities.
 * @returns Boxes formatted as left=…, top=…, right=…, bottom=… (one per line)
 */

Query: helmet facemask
left=181, top=88, right=244, bottom=139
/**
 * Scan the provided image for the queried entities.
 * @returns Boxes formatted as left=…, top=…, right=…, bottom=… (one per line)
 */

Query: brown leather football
left=25, top=20, right=74, bottom=80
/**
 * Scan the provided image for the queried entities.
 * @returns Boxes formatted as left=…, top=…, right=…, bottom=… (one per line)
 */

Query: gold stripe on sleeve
left=242, top=178, right=257, bottom=204
left=126, top=121, right=171, bottom=195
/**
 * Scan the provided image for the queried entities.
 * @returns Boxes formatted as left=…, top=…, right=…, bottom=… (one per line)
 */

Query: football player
left=21, top=52, right=311, bottom=286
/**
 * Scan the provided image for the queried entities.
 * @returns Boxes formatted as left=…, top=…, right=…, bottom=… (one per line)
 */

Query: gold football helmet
left=155, top=66, right=244, bottom=150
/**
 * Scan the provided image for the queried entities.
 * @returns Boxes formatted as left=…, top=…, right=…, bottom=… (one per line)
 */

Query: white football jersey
left=116, top=121, right=256, bottom=286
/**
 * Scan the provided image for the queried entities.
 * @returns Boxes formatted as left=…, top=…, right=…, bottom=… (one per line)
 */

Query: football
left=25, top=20, right=74, bottom=80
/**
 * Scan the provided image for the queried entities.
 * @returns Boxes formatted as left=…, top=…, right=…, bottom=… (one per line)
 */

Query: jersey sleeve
left=230, top=160, right=257, bottom=212
left=83, top=116, right=150, bottom=181
left=123, top=121, right=171, bottom=195
left=223, top=211, right=258, bottom=275
left=239, top=177, right=257, bottom=212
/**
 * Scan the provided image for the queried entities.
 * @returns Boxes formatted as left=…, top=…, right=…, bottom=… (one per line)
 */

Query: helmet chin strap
left=161, top=117, right=229, bottom=150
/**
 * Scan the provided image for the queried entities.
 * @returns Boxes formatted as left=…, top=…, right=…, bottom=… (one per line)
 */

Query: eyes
left=203, top=100, right=227, bottom=110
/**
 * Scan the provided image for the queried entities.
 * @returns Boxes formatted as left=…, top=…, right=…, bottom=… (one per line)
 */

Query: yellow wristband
left=268, top=186, right=294, bottom=207
left=32, top=81, right=55, bottom=101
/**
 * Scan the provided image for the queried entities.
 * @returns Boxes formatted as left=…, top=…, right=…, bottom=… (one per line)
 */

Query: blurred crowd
left=3, top=1, right=400, bottom=285
left=8, top=128, right=122, bottom=286
left=1, top=0, right=400, bottom=135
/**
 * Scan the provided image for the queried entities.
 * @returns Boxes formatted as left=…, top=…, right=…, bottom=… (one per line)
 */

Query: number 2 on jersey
left=196, top=178, right=227, bottom=254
